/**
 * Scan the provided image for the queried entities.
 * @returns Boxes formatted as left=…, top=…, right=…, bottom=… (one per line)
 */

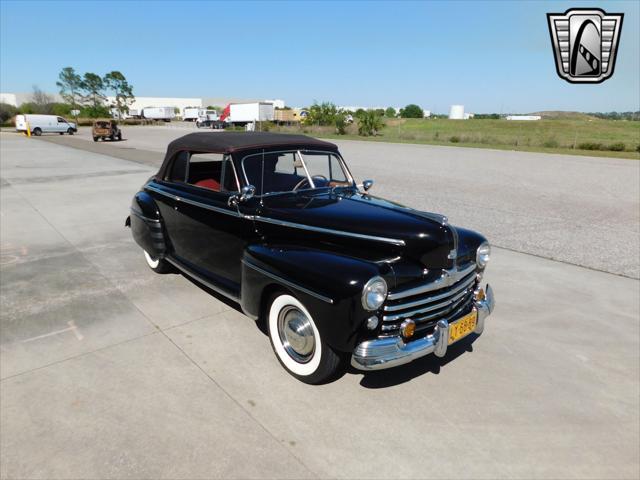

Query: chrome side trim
left=387, top=263, right=476, bottom=300
left=242, top=259, right=334, bottom=304
left=165, top=256, right=239, bottom=302
left=383, top=272, right=476, bottom=311
left=145, top=184, right=242, bottom=218
left=253, top=216, right=406, bottom=246
left=129, top=207, right=160, bottom=223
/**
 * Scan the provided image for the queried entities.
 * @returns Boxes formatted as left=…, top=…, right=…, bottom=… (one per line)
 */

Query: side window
left=186, top=153, right=238, bottom=193
left=57, top=117, right=65, bottom=123
left=273, top=152, right=301, bottom=174
left=168, top=151, right=189, bottom=182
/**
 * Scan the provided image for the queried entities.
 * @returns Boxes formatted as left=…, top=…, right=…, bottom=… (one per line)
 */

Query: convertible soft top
left=165, top=132, right=337, bottom=156
left=157, top=132, right=338, bottom=181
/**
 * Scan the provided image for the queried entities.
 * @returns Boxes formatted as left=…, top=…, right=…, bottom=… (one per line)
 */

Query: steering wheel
left=293, top=175, right=327, bottom=191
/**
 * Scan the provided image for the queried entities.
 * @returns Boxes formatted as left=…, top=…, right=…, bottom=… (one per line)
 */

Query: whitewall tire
left=267, top=293, right=342, bottom=383
left=143, top=249, right=171, bottom=273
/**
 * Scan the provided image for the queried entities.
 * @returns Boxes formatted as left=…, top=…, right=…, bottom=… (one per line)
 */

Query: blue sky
left=1, top=0, right=638, bottom=113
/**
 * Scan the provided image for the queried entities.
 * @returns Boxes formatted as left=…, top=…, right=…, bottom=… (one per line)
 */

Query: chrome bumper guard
left=351, top=284, right=495, bottom=371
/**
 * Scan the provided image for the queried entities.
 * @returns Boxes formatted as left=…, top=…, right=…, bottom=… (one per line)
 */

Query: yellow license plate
left=448, top=310, right=477, bottom=345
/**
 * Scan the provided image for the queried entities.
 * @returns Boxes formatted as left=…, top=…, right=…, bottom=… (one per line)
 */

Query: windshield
left=242, top=150, right=352, bottom=196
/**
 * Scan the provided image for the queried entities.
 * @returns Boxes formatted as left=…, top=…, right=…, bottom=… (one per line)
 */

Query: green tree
left=50, top=103, right=73, bottom=116
left=385, top=107, right=396, bottom=117
left=18, top=102, right=38, bottom=114
left=0, top=103, right=18, bottom=124
left=81, top=72, right=106, bottom=109
left=374, top=108, right=385, bottom=117
left=104, top=71, right=135, bottom=119
left=354, top=108, right=367, bottom=119
left=56, top=67, right=83, bottom=117
left=304, top=101, right=341, bottom=126
left=400, top=104, right=424, bottom=118
left=358, top=110, right=384, bottom=136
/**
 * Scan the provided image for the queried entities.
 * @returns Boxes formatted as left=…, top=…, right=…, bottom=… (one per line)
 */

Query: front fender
left=241, top=244, right=393, bottom=352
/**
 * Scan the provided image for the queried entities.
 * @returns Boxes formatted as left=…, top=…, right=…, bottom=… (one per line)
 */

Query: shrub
left=543, top=138, right=559, bottom=148
left=384, top=107, right=396, bottom=117
left=335, top=116, right=346, bottom=135
left=636, top=144, right=640, bottom=153
left=578, top=142, right=603, bottom=150
left=449, top=135, right=460, bottom=143
left=357, top=110, right=384, bottom=136
left=607, top=142, right=625, bottom=151
left=80, top=105, right=111, bottom=118
left=400, top=104, right=424, bottom=118
left=0, top=102, right=18, bottom=123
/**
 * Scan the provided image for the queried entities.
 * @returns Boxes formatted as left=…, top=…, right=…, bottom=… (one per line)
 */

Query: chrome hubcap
left=277, top=306, right=315, bottom=363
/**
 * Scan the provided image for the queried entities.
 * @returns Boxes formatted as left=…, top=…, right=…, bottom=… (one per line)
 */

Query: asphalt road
left=50, top=125, right=640, bottom=279
left=1, top=132, right=638, bottom=479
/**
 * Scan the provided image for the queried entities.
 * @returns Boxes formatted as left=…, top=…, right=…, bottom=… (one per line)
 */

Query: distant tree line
left=0, top=67, right=135, bottom=124
left=587, top=111, right=639, bottom=121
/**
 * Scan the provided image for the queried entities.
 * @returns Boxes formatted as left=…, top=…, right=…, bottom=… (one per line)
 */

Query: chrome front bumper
left=351, top=284, right=495, bottom=371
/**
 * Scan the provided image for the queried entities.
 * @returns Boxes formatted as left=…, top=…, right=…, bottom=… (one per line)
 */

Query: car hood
left=257, top=190, right=456, bottom=269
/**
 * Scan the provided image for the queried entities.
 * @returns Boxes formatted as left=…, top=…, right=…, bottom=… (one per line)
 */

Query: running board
left=165, top=256, right=240, bottom=302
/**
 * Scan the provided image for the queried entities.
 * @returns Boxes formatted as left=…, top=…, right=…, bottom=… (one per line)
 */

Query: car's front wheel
left=267, top=293, right=342, bottom=384
left=143, top=249, right=171, bottom=273
left=67, top=128, right=74, bottom=135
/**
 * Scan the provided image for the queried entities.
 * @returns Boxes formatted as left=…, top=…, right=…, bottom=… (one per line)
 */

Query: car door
left=150, top=151, right=256, bottom=295
left=56, top=117, right=67, bottom=132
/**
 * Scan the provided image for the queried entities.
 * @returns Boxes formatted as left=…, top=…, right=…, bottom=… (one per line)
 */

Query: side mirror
left=229, top=184, right=256, bottom=207
left=362, top=179, right=374, bottom=191
left=240, top=184, right=256, bottom=202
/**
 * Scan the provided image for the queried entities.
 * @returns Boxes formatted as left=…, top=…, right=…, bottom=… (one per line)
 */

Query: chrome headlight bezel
left=361, top=276, right=388, bottom=311
left=476, top=242, right=491, bottom=268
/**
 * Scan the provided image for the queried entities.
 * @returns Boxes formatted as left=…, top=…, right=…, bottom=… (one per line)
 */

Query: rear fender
left=241, top=244, right=392, bottom=352
left=128, top=191, right=166, bottom=257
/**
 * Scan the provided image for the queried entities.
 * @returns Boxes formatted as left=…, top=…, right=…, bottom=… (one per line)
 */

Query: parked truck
left=141, top=107, right=175, bottom=122
left=182, top=107, right=201, bottom=122
left=219, top=102, right=275, bottom=125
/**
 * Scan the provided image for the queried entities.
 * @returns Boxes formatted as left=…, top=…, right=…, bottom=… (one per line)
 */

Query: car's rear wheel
left=67, top=128, right=74, bottom=135
left=143, top=249, right=171, bottom=273
left=32, top=128, right=42, bottom=136
left=93, top=136, right=99, bottom=142
left=267, top=293, right=342, bottom=384
left=117, top=132, right=122, bottom=141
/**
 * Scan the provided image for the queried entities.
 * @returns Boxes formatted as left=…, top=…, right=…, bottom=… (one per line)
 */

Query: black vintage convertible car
left=126, top=132, right=495, bottom=383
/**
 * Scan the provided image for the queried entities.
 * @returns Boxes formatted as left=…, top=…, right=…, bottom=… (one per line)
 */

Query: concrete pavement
left=1, top=132, right=638, bottom=479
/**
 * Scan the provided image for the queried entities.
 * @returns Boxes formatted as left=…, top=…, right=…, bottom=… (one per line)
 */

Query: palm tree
left=358, top=110, right=384, bottom=136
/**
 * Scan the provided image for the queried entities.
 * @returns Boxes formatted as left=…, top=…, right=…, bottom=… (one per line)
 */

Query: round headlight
left=476, top=242, right=491, bottom=268
left=361, top=276, right=387, bottom=311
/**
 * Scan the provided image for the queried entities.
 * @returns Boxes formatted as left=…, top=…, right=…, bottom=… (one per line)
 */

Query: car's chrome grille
left=380, top=266, right=477, bottom=336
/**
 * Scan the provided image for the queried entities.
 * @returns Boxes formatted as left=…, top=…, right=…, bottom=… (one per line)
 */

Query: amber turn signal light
left=474, top=287, right=486, bottom=302
left=400, top=319, right=416, bottom=339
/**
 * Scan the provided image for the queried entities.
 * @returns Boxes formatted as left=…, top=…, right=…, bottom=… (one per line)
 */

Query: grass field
left=272, top=117, right=640, bottom=159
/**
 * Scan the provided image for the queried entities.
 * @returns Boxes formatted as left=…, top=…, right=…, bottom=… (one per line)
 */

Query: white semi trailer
left=182, top=107, right=200, bottom=121
left=220, top=102, right=275, bottom=125
left=141, top=107, right=175, bottom=121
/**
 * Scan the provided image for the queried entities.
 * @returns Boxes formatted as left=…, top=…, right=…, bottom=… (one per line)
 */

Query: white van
left=15, top=114, right=77, bottom=136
